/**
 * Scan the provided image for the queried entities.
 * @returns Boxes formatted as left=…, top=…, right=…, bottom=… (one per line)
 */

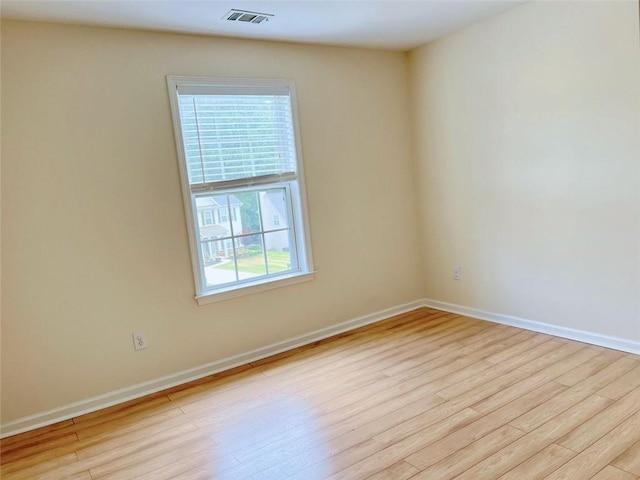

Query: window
left=202, top=210, right=214, bottom=226
left=167, top=76, right=314, bottom=303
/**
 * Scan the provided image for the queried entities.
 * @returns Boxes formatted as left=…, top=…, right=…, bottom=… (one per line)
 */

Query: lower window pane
left=264, top=231, right=293, bottom=274
left=193, top=183, right=305, bottom=294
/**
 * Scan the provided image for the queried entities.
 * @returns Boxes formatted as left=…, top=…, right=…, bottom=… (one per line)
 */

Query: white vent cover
left=224, top=9, right=273, bottom=25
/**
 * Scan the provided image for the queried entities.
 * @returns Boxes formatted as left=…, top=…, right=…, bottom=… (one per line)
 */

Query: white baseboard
left=5, top=297, right=637, bottom=438
left=0, top=299, right=425, bottom=439
left=423, top=298, right=640, bottom=356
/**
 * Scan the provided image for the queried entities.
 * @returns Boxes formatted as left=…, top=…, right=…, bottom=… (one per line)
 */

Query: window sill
left=195, top=271, right=316, bottom=305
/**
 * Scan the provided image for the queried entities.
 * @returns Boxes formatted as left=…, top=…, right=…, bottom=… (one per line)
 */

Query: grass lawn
left=214, top=251, right=291, bottom=274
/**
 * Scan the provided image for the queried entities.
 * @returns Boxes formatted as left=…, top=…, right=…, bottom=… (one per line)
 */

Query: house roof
left=199, top=224, right=229, bottom=239
left=195, top=195, right=241, bottom=210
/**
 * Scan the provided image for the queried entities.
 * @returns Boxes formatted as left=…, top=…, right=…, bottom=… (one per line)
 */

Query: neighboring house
left=196, top=190, right=290, bottom=263
left=195, top=195, right=243, bottom=262
left=259, top=190, right=290, bottom=252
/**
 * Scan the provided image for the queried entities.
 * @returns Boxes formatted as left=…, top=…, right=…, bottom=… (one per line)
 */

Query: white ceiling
left=0, top=0, right=525, bottom=51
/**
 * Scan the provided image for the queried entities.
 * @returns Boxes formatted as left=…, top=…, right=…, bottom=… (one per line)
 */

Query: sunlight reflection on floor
left=208, top=393, right=329, bottom=479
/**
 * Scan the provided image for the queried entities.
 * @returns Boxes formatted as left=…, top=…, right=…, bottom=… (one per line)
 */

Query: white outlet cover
left=133, top=331, right=148, bottom=350
left=453, top=265, right=462, bottom=280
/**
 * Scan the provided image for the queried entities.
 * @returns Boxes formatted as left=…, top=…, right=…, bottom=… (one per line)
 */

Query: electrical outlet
left=453, top=265, right=462, bottom=280
left=133, top=331, right=148, bottom=351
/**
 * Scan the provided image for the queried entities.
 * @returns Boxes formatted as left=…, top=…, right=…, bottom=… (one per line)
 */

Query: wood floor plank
left=0, top=419, right=74, bottom=449
left=489, top=381, right=568, bottom=424
left=452, top=394, right=613, bottom=479
left=497, top=444, right=576, bottom=480
left=404, top=412, right=517, bottom=470
left=175, top=318, right=474, bottom=415
left=0, top=452, right=79, bottom=480
left=405, top=381, right=569, bottom=471
left=389, top=329, right=531, bottom=382
left=380, top=324, right=497, bottom=378
left=554, top=350, right=623, bottom=386
left=484, top=334, right=553, bottom=365
left=598, top=364, right=640, bottom=400
left=611, top=439, right=640, bottom=476
left=556, top=386, right=640, bottom=452
left=251, top=437, right=386, bottom=480
left=248, top=309, right=434, bottom=371
left=435, top=340, right=567, bottom=399
left=470, top=347, right=599, bottom=414
left=167, top=454, right=256, bottom=480
left=372, top=385, right=509, bottom=447
left=255, top=312, right=464, bottom=378
left=230, top=392, right=446, bottom=464
left=405, top=425, right=526, bottom=480
left=217, top=384, right=447, bottom=476
left=0, top=438, right=83, bottom=476
left=509, top=357, right=639, bottom=432
left=0, top=432, right=79, bottom=464
left=65, top=472, right=93, bottom=480
left=1, top=308, right=638, bottom=480
left=91, top=435, right=218, bottom=480
left=516, top=341, right=583, bottom=373
left=543, top=410, right=640, bottom=479
left=589, top=465, right=638, bottom=480
left=75, top=414, right=198, bottom=460
left=326, top=408, right=483, bottom=479
left=242, top=401, right=470, bottom=480
left=4, top=424, right=206, bottom=480
left=366, top=460, right=419, bottom=480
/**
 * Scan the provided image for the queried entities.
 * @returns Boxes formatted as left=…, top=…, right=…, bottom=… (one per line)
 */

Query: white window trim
left=167, top=76, right=315, bottom=303
left=196, top=271, right=316, bottom=305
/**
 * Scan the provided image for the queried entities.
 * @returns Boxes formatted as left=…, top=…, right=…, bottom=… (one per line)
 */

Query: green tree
left=235, top=191, right=262, bottom=246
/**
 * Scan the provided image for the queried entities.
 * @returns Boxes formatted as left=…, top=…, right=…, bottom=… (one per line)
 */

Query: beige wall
left=0, top=20, right=422, bottom=422
left=3, top=0, right=640, bottom=426
left=410, top=1, right=640, bottom=341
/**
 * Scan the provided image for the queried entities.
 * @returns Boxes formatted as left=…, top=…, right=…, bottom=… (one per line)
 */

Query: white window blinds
left=176, top=86, right=298, bottom=191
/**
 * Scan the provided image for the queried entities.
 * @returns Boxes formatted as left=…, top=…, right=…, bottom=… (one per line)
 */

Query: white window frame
left=167, top=76, right=315, bottom=304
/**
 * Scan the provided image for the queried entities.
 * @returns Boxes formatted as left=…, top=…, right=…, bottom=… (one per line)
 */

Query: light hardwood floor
left=2, top=308, right=640, bottom=479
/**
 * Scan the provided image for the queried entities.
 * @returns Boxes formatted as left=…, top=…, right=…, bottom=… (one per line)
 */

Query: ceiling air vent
left=224, top=9, right=273, bottom=25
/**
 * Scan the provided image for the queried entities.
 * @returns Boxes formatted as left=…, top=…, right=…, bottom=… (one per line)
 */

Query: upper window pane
left=177, top=94, right=297, bottom=185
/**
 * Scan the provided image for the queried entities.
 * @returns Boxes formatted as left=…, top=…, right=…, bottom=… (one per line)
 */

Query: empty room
left=1, top=0, right=639, bottom=478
